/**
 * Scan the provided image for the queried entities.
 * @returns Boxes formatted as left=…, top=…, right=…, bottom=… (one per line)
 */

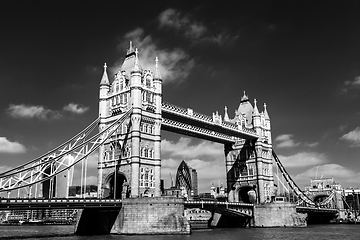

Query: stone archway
left=237, top=185, right=257, bottom=203
left=105, top=172, right=127, bottom=199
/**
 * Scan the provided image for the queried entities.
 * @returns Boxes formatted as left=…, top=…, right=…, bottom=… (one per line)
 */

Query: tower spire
left=100, top=63, right=109, bottom=86
left=253, top=99, right=259, bottom=115
left=154, top=56, right=162, bottom=79
left=224, top=106, right=229, bottom=121
left=127, top=41, right=134, bottom=55
left=264, top=103, right=270, bottom=119
left=132, top=48, right=141, bottom=72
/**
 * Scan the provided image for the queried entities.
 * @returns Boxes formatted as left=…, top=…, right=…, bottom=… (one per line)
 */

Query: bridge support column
left=253, top=202, right=307, bottom=227
left=111, top=197, right=190, bottom=234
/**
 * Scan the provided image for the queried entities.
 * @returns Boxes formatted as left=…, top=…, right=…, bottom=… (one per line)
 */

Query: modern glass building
left=175, top=160, right=198, bottom=198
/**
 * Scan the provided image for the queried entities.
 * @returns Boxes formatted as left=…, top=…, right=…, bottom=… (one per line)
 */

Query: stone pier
left=253, top=202, right=307, bottom=227
left=111, top=197, right=190, bottom=234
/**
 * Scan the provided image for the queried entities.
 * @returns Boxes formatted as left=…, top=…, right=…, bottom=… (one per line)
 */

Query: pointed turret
left=253, top=99, right=259, bottom=116
left=100, top=63, right=110, bottom=86
left=224, top=106, right=229, bottom=121
left=131, top=48, right=141, bottom=73
left=154, top=56, right=162, bottom=80
left=264, top=103, right=270, bottom=119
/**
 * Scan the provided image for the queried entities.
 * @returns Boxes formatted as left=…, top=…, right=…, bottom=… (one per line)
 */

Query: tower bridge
left=0, top=43, right=341, bottom=234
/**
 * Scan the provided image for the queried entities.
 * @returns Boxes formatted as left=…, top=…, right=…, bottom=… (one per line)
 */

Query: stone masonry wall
left=111, top=197, right=190, bottom=234
left=253, top=202, right=307, bottom=227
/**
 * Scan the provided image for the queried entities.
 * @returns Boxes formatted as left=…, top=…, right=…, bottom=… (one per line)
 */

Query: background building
left=175, top=160, right=198, bottom=199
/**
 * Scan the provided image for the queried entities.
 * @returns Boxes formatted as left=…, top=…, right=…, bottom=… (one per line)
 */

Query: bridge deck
left=0, top=198, right=122, bottom=210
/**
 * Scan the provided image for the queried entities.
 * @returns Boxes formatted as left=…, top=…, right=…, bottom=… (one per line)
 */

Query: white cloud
left=344, top=76, right=360, bottom=87
left=340, top=127, right=360, bottom=146
left=158, top=8, right=207, bottom=40
left=341, top=76, right=360, bottom=93
left=7, top=104, right=61, bottom=120
left=115, top=28, right=195, bottom=83
left=304, top=142, right=319, bottom=147
left=161, top=137, right=223, bottom=158
left=63, top=103, right=89, bottom=114
left=0, top=137, right=26, bottom=154
left=275, top=134, right=300, bottom=148
left=294, top=164, right=360, bottom=188
left=277, top=152, right=327, bottom=168
left=158, top=8, right=235, bottom=45
left=0, top=165, right=12, bottom=173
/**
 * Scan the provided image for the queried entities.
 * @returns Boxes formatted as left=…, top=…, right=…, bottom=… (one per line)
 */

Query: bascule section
left=97, top=43, right=162, bottom=199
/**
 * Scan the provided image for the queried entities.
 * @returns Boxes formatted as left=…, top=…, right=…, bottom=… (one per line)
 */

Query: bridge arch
left=236, top=185, right=257, bottom=204
left=104, top=172, right=128, bottom=199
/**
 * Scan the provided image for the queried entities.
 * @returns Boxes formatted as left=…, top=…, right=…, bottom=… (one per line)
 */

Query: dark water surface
left=1, top=225, right=360, bottom=240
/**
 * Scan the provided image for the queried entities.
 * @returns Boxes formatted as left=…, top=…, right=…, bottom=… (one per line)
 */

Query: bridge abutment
left=112, top=197, right=190, bottom=234
left=253, top=202, right=307, bottom=227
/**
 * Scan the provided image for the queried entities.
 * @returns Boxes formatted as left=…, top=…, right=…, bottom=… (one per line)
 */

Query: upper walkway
left=161, top=102, right=258, bottom=143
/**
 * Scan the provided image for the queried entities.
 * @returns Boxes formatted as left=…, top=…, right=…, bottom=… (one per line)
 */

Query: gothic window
left=120, top=83, right=123, bottom=91
left=146, top=78, right=151, bottom=88
left=145, top=148, right=149, bottom=158
left=248, top=166, right=254, bottom=176
left=116, top=84, right=119, bottom=92
left=148, top=149, right=152, bottom=159
left=146, top=92, right=151, bottom=102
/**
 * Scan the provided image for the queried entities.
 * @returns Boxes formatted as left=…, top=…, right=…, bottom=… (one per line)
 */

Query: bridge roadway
left=0, top=198, right=338, bottom=216
left=0, top=198, right=253, bottom=211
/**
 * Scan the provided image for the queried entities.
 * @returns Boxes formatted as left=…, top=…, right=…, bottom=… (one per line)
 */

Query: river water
left=0, top=224, right=360, bottom=240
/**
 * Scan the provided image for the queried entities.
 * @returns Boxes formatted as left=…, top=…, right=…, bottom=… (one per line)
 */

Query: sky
left=1, top=0, right=360, bottom=194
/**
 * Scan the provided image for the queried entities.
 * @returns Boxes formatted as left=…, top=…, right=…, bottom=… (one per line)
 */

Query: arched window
left=145, top=148, right=149, bottom=158
left=146, top=78, right=151, bottom=88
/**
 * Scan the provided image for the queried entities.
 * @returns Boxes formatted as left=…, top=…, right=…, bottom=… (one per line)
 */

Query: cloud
left=63, top=103, right=89, bottom=114
left=341, top=76, right=360, bottom=93
left=275, top=134, right=300, bottom=148
left=275, top=134, right=318, bottom=148
left=344, top=76, right=360, bottom=87
left=304, top=142, right=319, bottom=147
left=294, top=164, right=360, bottom=188
left=115, top=28, right=195, bottom=83
left=158, top=9, right=207, bottom=40
left=158, top=8, right=236, bottom=45
left=161, top=137, right=223, bottom=159
left=277, top=152, right=327, bottom=168
left=7, top=104, right=61, bottom=120
left=340, top=127, right=360, bottom=146
left=0, top=165, right=12, bottom=173
left=0, top=137, right=26, bottom=154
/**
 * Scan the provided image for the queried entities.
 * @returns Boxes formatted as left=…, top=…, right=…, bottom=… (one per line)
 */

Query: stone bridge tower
left=98, top=43, right=162, bottom=198
left=225, top=92, right=274, bottom=204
